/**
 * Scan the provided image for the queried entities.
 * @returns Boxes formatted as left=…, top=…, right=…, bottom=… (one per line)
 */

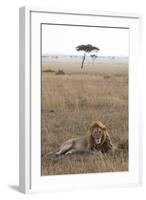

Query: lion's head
left=88, top=120, right=112, bottom=153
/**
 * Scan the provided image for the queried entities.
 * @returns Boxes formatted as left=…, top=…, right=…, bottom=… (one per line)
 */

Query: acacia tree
left=76, top=44, right=100, bottom=69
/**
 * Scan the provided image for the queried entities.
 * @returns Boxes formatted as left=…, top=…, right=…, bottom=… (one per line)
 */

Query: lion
left=55, top=120, right=112, bottom=156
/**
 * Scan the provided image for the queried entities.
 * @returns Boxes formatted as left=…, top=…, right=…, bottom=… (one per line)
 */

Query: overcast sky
left=42, top=24, right=129, bottom=57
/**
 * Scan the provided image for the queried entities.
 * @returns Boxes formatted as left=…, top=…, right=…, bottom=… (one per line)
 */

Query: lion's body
left=56, top=136, right=89, bottom=155
left=56, top=120, right=112, bottom=156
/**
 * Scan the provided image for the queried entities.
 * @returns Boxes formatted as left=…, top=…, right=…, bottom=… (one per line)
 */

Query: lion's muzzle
left=95, top=138, right=101, bottom=144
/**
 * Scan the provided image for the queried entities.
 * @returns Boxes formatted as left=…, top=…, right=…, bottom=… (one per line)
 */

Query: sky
left=42, top=24, right=129, bottom=57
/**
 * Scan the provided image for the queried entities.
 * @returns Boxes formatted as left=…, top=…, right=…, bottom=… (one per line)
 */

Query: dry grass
left=41, top=61, right=128, bottom=176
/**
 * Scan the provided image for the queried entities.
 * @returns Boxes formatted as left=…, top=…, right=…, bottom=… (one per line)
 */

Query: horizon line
left=42, top=54, right=128, bottom=58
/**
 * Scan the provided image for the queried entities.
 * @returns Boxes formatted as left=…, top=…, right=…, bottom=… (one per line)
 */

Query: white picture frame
left=19, top=6, right=142, bottom=194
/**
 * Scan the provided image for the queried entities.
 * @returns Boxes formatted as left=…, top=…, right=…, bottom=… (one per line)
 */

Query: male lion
left=56, top=120, right=112, bottom=156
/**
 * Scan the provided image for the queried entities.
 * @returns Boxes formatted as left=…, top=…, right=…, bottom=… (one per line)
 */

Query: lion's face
left=88, top=120, right=112, bottom=152
left=91, top=127, right=104, bottom=145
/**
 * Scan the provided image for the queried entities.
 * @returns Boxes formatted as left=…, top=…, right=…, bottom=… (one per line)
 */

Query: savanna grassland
left=41, top=59, right=128, bottom=176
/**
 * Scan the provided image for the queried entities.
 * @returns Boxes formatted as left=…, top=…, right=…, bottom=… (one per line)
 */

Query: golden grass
left=41, top=61, right=128, bottom=176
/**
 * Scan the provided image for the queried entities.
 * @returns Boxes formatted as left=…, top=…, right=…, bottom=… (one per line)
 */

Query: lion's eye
left=94, top=129, right=98, bottom=133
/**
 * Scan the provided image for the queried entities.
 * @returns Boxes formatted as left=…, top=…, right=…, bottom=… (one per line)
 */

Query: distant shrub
left=43, top=69, right=55, bottom=73
left=56, top=69, right=65, bottom=75
left=118, top=139, right=128, bottom=150
left=104, top=75, right=110, bottom=79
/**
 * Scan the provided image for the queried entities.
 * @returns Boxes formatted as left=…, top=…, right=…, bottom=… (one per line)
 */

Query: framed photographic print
left=19, top=7, right=142, bottom=193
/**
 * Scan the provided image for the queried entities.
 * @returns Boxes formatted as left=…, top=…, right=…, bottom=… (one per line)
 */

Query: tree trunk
left=81, top=54, right=86, bottom=69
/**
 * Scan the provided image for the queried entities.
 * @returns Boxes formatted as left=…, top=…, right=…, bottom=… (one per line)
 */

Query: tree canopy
left=76, top=44, right=100, bottom=53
